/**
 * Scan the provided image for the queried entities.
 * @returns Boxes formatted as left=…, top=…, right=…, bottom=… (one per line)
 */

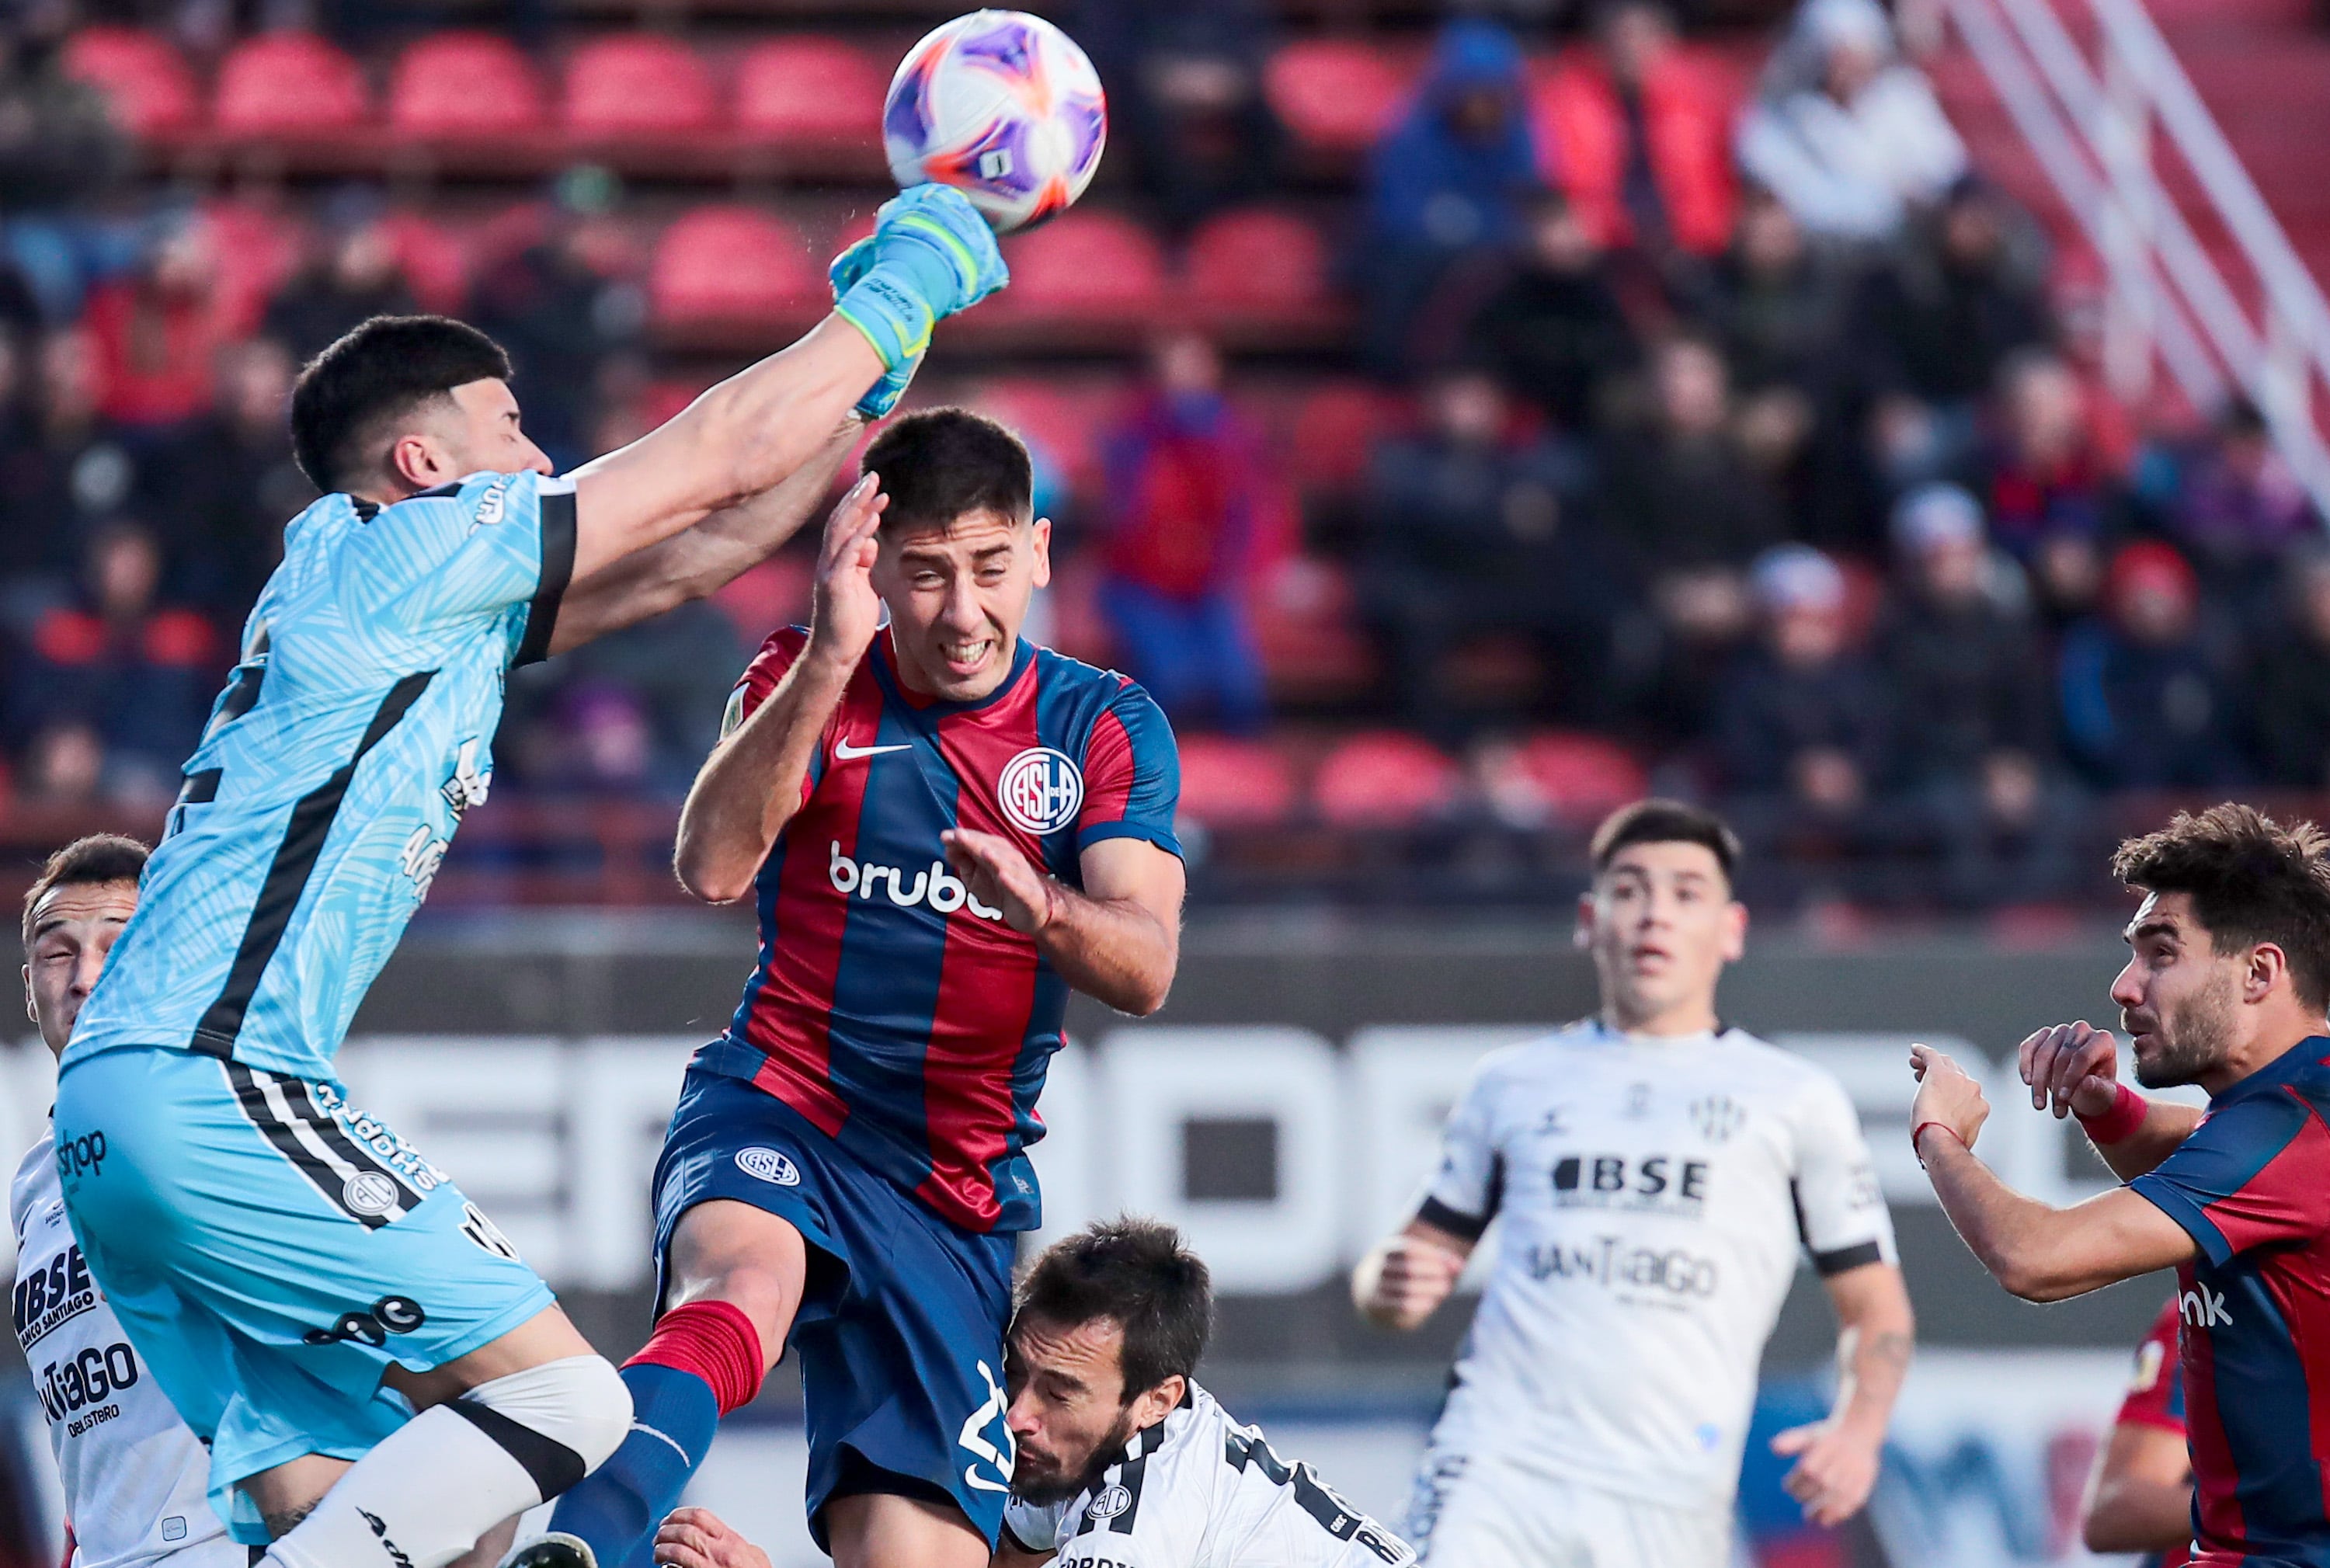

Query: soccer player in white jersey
left=646, top=1219, right=1413, bottom=1568
left=1353, top=800, right=1915, bottom=1568
left=9, top=835, right=238, bottom=1568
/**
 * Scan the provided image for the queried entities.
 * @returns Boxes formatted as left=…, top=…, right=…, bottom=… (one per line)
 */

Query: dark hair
left=861, top=408, right=1032, bottom=535
left=290, top=315, right=512, bottom=494
left=1590, top=799, right=1741, bottom=881
left=1016, top=1218, right=1212, bottom=1399
left=2112, top=805, right=2330, bottom=1010
left=23, top=834, right=148, bottom=947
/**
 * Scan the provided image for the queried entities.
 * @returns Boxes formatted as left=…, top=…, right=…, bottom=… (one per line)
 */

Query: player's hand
left=2016, top=1021, right=2120, bottom=1121
left=805, top=474, right=885, bottom=669
left=1772, top=1419, right=1883, bottom=1528
left=655, top=1508, right=772, bottom=1568
left=1908, top=1043, right=1989, bottom=1154
left=942, top=827, right=1058, bottom=935
left=1356, top=1234, right=1466, bottom=1329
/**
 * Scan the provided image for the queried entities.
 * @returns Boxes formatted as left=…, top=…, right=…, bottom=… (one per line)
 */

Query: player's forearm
left=2085, top=1475, right=2196, bottom=1553
left=2091, top=1099, right=2204, bottom=1183
left=549, top=421, right=861, bottom=657
left=674, top=649, right=855, bottom=902
left=1827, top=1292, right=1914, bottom=1442
left=1031, top=885, right=1177, bottom=1016
left=1918, top=1128, right=2083, bottom=1301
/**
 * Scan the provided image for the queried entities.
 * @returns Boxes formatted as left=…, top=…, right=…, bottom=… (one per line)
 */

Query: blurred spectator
left=264, top=193, right=420, bottom=365
left=0, top=326, right=141, bottom=594
left=1073, top=0, right=1283, bottom=232
left=1601, top=332, right=1782, bottom=583
left=1460, top=191, right=1639, bottom=429
left=1852, top=179, right=2050, bottom=487
left=1696, top=186, right=1841, bottom=406
left=1359, top=20, right=1541, bottom=371
left=1537, top=0, right=1736, bottom=264
left=2250, top=547, right=2330, bottom=787
left=9, top=520, right=217, bottom=798
left=1362, top=367, right=1609, bottom=733
left=1095, top=332, right=1282, bottom=735
left=1979, top=349, right=2123, bottom=561
left=2168, top=398, right=2314, bottom=594
left=82, top=214, right=232, bottom=430
left=0, top=2, right=130, bottom=322
left=1714, top=545, right=1896, bottom=885
left=2058, top=541, right=2241, bottom=790
left=1876, top=485, right=2078, bottom=905
left=149, top=336, right=312, bottom=615
left=16, top=718, right=103, bottom=805
left=1737, top=0, right=1966, bottom=245
left=471, top=183, right=645, bottom=473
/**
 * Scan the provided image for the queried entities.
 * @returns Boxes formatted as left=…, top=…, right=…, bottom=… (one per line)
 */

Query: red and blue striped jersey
left=2132, top=1041, right=2330, bottom=1568
left=2116, top=1295, right=2193, bottom=1568
left=696, top=628, right=1181, bottom=1235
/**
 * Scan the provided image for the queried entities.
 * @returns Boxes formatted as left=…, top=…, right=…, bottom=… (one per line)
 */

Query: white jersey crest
left=1409, top=1021, right=1895, bottom=1515
left=12, top=1126, right=231, bottom=1568
left=1004, top=1381, right=1414, bottom=1567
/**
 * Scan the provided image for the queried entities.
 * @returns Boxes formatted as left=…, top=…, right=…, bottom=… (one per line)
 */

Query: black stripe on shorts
left=224, top=1063, right=397, bottom=1231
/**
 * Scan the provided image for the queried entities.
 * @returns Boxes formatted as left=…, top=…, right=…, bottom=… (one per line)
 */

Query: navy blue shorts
left=651, top=1065, right=1018, bottom=1549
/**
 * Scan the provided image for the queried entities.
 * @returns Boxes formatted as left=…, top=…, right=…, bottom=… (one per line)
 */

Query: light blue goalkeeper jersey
left=64, top=468, right=576, bottom=1081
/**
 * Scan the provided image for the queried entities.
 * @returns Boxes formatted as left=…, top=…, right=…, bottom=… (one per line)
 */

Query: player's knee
left=461, top=1353, right=635, bottom=1493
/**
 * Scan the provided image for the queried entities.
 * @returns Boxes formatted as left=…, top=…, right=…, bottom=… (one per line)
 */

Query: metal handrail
left=1938, top=0, right=2330, bottom=520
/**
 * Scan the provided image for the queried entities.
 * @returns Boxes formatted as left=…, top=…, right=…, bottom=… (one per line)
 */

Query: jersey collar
left=2207, top=1033, right=2330, bottom=1107
left=871, top=629, right=1036, bottom=716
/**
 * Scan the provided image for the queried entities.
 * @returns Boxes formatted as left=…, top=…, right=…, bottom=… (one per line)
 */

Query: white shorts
left=1406, top=1454, right=1734, bottom=1568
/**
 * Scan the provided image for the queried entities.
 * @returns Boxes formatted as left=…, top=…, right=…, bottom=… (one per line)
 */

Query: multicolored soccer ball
left=883, top=11, right=1108, bottom=234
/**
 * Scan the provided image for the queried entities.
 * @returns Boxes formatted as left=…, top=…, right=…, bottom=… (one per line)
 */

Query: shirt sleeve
left=1000, top=1497, right=1067, bottom=1556
left=1414, top=1057, right=1504, bottom=1243
left=719, top=628, right=822, bottom=804
left=1790, top=1069, right=1898, bottom=1274
left=2131, top=1093, right=2330, bottom=1266
left=2115, top=1297, right=2187, bottom=1434
left=1075, top=679, right=1182, bottom=860
left=350, top=471, right=578, bottom=662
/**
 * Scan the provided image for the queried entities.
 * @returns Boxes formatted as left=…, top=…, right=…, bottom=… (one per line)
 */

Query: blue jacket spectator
left=2059, top=541, right=2244, bottom=789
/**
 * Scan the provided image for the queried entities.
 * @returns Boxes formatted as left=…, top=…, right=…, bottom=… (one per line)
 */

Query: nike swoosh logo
left=834, top=739, right=913, bottom=760
left=963, top=1466, right=1011, bottom=1493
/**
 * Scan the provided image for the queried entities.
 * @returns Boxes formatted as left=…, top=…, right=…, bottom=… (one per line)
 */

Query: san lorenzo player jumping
left=542, top=409, right=1185, bottom=1568
left=1914, top=804, right=2330, bottom=1568
left=1355, top=801, right=1914, bottom=1568
left=49, top=183, right=1009, bottom=1568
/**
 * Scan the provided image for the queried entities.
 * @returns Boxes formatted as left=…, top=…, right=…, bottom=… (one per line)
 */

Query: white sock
left=263, top=1356, right=631, bottom=1568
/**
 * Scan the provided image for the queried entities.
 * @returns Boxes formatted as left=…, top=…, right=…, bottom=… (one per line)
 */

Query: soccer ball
left=882, top=10, right=1108, bottom=234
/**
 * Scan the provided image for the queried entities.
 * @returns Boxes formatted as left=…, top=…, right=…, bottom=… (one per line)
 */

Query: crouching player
left=652, top=1219, right=1415, bottom=1568
left=540, top=410, right=1187, bottom=1568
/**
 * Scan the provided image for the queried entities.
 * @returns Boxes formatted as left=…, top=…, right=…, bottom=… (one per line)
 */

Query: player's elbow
left=673, top=840, right=753, bottom=905
left=1121, top=973, right=1172, bottom=1017
left=1992, top=1253, right=2081, bottom=1303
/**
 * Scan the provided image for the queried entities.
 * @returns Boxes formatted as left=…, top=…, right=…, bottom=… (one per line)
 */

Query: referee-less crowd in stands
left=0, top=0, right=2324, bottom=910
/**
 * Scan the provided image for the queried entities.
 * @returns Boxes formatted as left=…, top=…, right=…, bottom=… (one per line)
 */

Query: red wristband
left=2077, top=1082, right=2147, bottom=1145
left=1911, top=1120, right=1963, bottom=1167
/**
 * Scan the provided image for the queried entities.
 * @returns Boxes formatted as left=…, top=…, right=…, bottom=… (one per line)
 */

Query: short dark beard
left=1014, top=1403, right=1146, bottom=1507
left=2134, top=969, right=2241, bottom=1088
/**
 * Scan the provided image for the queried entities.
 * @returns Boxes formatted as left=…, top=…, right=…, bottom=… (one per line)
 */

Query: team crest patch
left=343, top=1172, right=399, bottom=1217
left=1087, top=1484, right=1133, bottom=1521
left=998, top=747, right=1083, bottom=834
left=737, top=1147, right=801, bottom=1186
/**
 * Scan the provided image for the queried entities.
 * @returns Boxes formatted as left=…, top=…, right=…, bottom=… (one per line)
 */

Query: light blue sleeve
left=346, top=471, right=579, bottom=663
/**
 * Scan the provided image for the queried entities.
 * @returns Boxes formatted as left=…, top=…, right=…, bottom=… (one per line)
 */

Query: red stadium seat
left=1506, top=732, right=1647, bottom=827
left=213, top=31, right=367, bottom=138
left=62, top=27, right=198, bottom=138
left=996, top=212, right=1167, bottom=320
left=376, top=210, right=471, bottom=315
left=1288, top=381, right=1403, bottom=496
left=650, top=205, right=821, bottom=326
left=1176, top=735, right=1300, bottom=830
left=1252, top=555, right=1379, bottom=704
left=389, top=32, right=547, bottom=142
left=1313, top=732, right=1462, bottom=829
left=1185, top=207, right=1331, bottom=318
left=962, top=377, right=1115, bottom=495
left=735, top=37, right=887, bottom=151
left=1264, top=40, right=1410, bottom=154
left=202, top=198, right=306, bottom=336
left=562, top=33, right=718, bottom=139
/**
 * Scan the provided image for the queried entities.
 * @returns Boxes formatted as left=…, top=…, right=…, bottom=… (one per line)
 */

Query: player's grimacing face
left=1004, top=1312, right=1142, bottom=1506
left=2113, top=890, right=2242, bottom=1087
left=22, top=880, right=137, bottom=1060
left=1579, top=843, right=1744, bottom=1020
left=873, top=507, right=1052, bottom=703
left=427, top=378, right=551, bottom=485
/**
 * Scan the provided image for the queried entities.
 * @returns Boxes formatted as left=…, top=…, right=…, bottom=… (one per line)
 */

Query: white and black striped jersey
left=1003, top=1381, right=1414, bottom=1567
left=12, top=1125, right=237, bottom=1568
left=1408, top=1021, right=1896, bottom=1515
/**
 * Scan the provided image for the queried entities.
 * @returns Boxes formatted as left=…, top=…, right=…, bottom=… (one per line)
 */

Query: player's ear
left=1573, top=891, right=1596, bottom=951
left=1030, top=516, right=1052, bottom=589
left=1128, top=1373, right=1184, bottom=1430
left=388, top=431, right=443, bottom=492
left=21, top=963, right=33, bottom=1027
left=1720, top=897, right=1748, bottom=963
left=2248, top=941, right=2287, bottom=1003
